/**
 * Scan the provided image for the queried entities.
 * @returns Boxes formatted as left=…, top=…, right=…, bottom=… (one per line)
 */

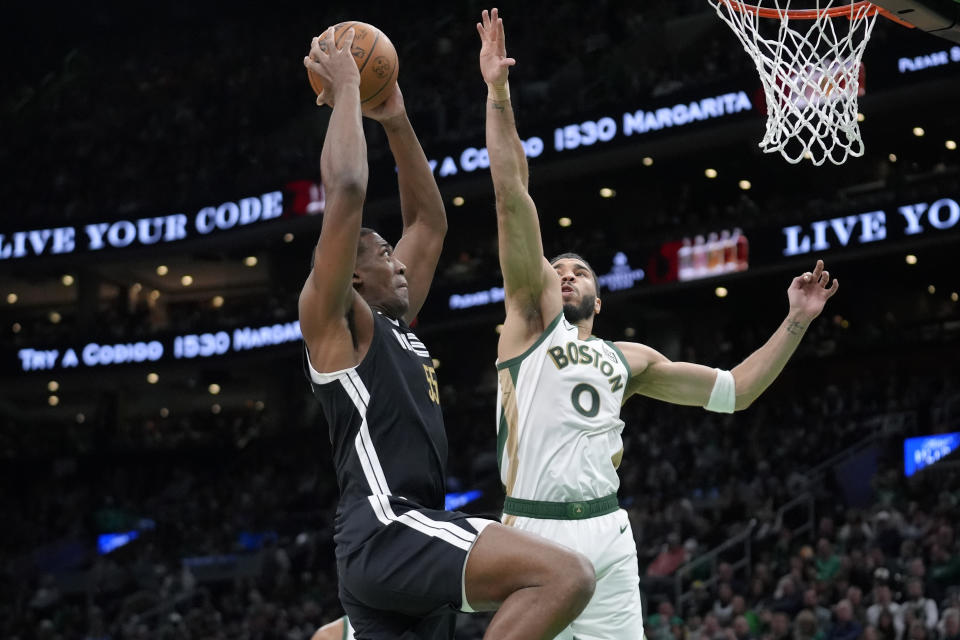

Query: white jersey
left=495, top=312, right=631, bottom=502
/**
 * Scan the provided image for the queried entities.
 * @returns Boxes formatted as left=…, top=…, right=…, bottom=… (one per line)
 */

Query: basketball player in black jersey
left=300, top=28, right=596, bottom=640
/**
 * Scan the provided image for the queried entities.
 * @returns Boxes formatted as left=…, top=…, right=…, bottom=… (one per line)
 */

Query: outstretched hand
left=787, top=259, right=839, bottom=322
left=304, top=27, right=361, bottom=107
left=477, top=8, right=516, bottom=86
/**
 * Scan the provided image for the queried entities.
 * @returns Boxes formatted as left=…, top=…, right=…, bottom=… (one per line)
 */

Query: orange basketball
left=307, top=22, right=399, bottom=109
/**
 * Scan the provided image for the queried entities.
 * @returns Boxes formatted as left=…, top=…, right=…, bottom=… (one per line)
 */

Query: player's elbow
left=325, top=172, right=368, bottom=202
left=494, top=189, right=528, bottom=217
left=734, top=392, right=757, bottom=411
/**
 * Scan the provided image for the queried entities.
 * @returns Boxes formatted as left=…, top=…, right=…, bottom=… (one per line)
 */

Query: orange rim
left=717, top=0, right=915, bottom=26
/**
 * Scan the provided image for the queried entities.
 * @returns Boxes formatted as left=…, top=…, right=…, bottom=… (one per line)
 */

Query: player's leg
left=464, top=522, right=597, bottom=640
left=567, top=510, right=644, bottom=640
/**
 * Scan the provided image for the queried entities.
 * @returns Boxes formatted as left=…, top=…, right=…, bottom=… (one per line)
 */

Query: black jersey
left=306, top=310, right=448, bottom=555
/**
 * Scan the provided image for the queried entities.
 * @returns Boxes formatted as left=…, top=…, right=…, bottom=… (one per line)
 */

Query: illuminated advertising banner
left=780, top=196, right=960, bottom=257
left=0, top=191, right=284, bottom=262
left=897, top=45, right=960, bottom=74
left=427, top=91, right=754, bottom=179
left=904, top=432, right=960, bottom=477
left=448, top=251, right=645, bottom=311
left=14, top=320, right=302, bottom=373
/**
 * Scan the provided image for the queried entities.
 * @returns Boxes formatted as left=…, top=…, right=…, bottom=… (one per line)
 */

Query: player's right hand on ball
left=477, top=8, right=516, bottom=86
left=304, top=27, right=360, bottom=106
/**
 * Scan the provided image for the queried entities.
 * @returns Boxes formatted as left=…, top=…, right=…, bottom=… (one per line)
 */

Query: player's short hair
left=310, top=227, right=377, bottom=271
left=549, top=252, right=598, bottom=286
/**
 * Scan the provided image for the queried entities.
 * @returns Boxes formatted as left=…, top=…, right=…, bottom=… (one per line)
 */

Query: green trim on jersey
left=503, top=493, right=619, bottom=520
left=496, top=312, right=564, bottom=371
left=342, top=616, right=350, bottom=640
left=605, top=340, right=632, bottom=379
left=496, top=362, right=521, bottom=474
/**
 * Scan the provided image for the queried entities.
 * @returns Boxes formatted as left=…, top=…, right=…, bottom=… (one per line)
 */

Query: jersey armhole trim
left=495, top=311, right=564, bottom=371
left=605, top=340, right=633, bottom=380
left=304, top=345, right=357, bottom=384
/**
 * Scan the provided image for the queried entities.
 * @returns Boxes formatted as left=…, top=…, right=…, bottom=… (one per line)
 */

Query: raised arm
left=478, top=9, right=561, bottom=355
left=619, top=260, right=839, bottom=411
left=363, top=85, right=447, bottom=323
left=298, top=29, right=369, bottom=371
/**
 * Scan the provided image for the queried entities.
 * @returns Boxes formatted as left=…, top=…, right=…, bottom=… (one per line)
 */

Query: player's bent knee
left=561, top=549, right=597, bottom=608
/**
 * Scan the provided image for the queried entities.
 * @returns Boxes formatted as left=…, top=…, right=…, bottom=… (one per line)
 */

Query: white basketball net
left=709, top=0, right=881, bottom=165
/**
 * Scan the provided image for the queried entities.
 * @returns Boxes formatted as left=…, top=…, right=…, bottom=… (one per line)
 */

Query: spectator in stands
left=648, top=532, right=688, bottom=577
left=898, top=577, right=938, bottom=634
left=867, top=580, right=904, bottom=637
left=794, top=609, right=825, bottom=640
left=699, top=612, right=728, bottom=640
left=815, top=539, right=842, bottom=582
left=940, top=608, right=960, bottom=640
left=731, top=595, right=762, bottom=637
left=929, top=543, right=960, bottom=601
left=714, top=582, right=736, bottom=625
left=772, top=576, right=803, bottom=617
left=875, top=610, right=902, bottom=640
left=765, top=612, right=791, bottom=640
left=648, top=600, right=685, bottom=640
left=803, top=587, right=833, bottom=634
left=729, top=615, right=754, bottom=640
left=846, top=586, right=866, bottom=624
left=827, top=600, right=863, bottom=640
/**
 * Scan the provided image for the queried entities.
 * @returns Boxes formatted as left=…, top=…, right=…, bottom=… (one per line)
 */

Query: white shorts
left=503, top=508, right=644, bottom=640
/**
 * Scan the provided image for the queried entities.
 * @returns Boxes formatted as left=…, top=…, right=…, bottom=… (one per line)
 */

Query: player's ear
left=352, top=273, right=363, bottom=290
left=594, top=297, right=602, bottom=316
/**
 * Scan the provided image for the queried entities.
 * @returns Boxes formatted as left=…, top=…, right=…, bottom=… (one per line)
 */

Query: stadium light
left=6, top=293, right=16, bottom=304
left=49, top=311, right=62, bottom=324
left=905, top=254, right=917, bottom=265
left=928, top=285, right=936, bottom=294
left=47, top=381, right=59, bottom=392
left=599, top=188, right=616, bottom=198
left=211, top=404, right=222, bottom=414
left=283, top=233, right=295, bottom=243
left=147, top=373, right=159, bottom=384
left=452, top=196, right=465, bottom=207
left=208, top=383, right=221, bottom=395
left=558, top=217, right=572, bottom=228
left=715, top=287, right=729, bottom=298
left=12, top=322, right=21, bottom=334
left=642, top=157, right=654, bottom=167
left=48, top=395, right=59, bottom=407
left=156, top=265, right=169, bottom=276
left=738, top=180, right=751, bottom=191
left=888, top=154, right=898, bottom=163
left=244, top=256, right=258, bottom=267
left=947, top=140, right=957, bottom=151
left=181, top=275, right=194, bottom=286
left=912, top=127, right=925, bottom=137
left=61, top=274, right=75, bottom=286
left=160, top=408, right=169, bottom=418
left=705, top=168, right=718, bottom=179
left=212, top=296, right=224, bottom=308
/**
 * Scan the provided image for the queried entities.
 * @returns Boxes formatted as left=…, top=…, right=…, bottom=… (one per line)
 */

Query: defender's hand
left=304, top=27, right=361, bottom=107
left=787, top=259, right=839, bottom=322
left=477, top=8, right=516, bottom=87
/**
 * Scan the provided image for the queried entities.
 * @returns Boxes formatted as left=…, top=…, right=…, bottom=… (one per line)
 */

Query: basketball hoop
left=710, top=0, right=910, bottom=166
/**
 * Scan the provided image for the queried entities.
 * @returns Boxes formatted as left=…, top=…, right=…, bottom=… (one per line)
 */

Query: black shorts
left=337, top=495, right=493, bottom=639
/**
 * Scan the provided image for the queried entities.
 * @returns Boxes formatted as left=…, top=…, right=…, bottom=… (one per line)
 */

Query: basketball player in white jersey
left=478, top=9, right=840, bottom=640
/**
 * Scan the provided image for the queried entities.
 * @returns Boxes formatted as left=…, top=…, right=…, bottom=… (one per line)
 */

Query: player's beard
left=562, top=294, right=596, bottom=324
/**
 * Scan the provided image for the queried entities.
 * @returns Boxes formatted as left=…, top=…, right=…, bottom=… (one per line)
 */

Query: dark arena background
left=2, top=1, right=960, bottom=638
